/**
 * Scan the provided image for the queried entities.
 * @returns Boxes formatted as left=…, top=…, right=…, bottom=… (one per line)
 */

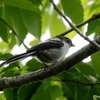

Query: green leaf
left=41, top=1, right=50, bottom=34
left=8, top=7, right=28, bottom=41
left=0, top=53, right=12, bottom=60
left=0, top=92, right=6, bottom=100
left=63, top=68, right=80, bottom=80
left=75, top=62, right=97, bottom=77
left=89, top=85, right=100, bottom=100
left=62, top=82, right=75, bottom=100
left=18, top=82, right=41, bottom=100
left=91, top=51, right=100, bottom=75
left=42, top=77, right=52, bottom=90
left=0, top=41, right=8, bottom=52
left=20, top=10, right=41, bottom=39
left=86, top=19, right=100, bottom=36
left=42, top=3, right=67, bottom=37
left=4, top=88, right=18, bottom=100
left=31, top=84, right=51, bottom=100
left=61, top=0, right=84, bottom=24
left=49, top=11, right=67, bottom=37
left=1, top=6, right=28, bottom=42
left=26, top=59, right=42, bottom=71
left=0, top=6, right=13, bottom=29
left=74, top=84, right=91, bottom=100
left=2, top=6, right=41, bottom=41
left=29, top=38, right=39, bottom=46
left=1, top=68, right=17, bottom=77
left=92, top=85, right=100, bottom=96
left=29, top=0, right=43, bottom=6
left=8, top=31, right=16, bottom=49
left=4, top=0, right=41, bottom=14
left=94, top=26, right=100, bottom=38
left=0, top=20, right=7, bottom=42
left=50, top=85, right=63, bottom=100
left=62, top=82, right=91, bottom=100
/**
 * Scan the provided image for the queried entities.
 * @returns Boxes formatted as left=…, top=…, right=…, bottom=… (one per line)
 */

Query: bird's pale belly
left=36, top=47, right=67, bottom=64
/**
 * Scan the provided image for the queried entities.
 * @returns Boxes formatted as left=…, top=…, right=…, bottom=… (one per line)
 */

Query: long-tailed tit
left=0, top=36, right=74, bottom=66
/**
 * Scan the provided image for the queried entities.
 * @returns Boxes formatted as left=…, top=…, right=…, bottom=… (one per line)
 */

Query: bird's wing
left=0, top=40, right=63, bottom=66
left=27, top=40, right=64, bottom=53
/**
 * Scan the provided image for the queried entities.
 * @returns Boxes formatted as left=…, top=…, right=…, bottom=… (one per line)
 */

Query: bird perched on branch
left=0, top=36, right=74, bottom=67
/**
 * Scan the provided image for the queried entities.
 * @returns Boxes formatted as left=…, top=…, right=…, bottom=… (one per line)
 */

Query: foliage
left=0, top=0, right=100, bottom=100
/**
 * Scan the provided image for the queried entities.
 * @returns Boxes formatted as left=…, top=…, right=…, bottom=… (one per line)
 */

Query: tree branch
left=60, top=13, right=100, bottom=36
left=50, top=0, right=100, bottom=50
left=0, top=36, right=100, bottom=89
left=0, top=17, right=28, bottom=49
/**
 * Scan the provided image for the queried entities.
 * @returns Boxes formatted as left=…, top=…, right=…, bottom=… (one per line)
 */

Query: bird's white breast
left=57, top=41, right=70, bottom=61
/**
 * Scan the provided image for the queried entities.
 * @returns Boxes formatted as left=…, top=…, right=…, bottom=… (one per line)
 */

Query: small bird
left=0, top=36, right=74, bottom=67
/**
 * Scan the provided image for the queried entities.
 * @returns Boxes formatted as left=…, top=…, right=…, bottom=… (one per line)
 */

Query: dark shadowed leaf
left=18, top=82, right=41, bottom=100
left=4, top=88, right=18, bottom=100
left=0, top=20, right=7, bottom=42
left=91, top=51, right=100, bottom=75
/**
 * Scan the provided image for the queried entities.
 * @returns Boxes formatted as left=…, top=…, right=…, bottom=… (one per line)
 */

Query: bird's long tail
left=0, top=51, right=36, bottom=67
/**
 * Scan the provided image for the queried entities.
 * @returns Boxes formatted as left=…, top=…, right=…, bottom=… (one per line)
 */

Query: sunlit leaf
left=49, top=11, right=67, bottom=37
left=31, top=84, right=51, bottom=100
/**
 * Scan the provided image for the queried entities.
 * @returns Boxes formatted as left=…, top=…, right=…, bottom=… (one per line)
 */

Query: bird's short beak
left=71, top=43, right=75, bottom=47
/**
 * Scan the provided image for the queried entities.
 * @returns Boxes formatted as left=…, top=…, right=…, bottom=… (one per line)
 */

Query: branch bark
left=0, top=36, right=100, bottom=90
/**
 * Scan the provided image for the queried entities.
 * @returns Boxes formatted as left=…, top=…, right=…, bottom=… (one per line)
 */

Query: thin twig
left=0, top=17, right=28, bottom=49
left=60, top=13, right=100, bottom=36
left=61, top=79, right=100, bottom=85
left=50, top=0, right=100, bottom=50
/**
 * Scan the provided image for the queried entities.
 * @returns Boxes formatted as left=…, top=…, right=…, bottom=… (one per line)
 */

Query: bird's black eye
left=66, top=38, right=71, bottom=43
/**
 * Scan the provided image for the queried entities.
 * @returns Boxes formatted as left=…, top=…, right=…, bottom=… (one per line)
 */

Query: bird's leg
left=52, top=60, right=58, bottom=66
left=41, top=61, right=49, bottom=67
